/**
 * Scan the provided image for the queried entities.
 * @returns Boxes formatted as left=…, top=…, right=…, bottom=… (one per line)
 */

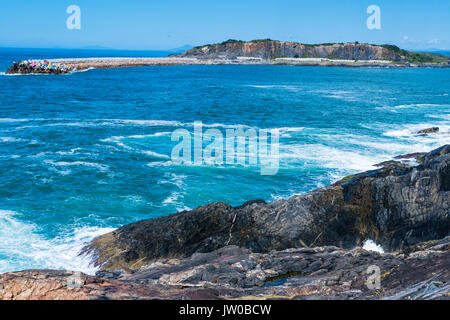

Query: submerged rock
left=415, top=127, right=440, bottom=136
left=83, top=145, right=450, bottom=271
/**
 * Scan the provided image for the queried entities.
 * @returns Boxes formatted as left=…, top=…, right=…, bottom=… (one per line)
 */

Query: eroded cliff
left=173, top=40, right=450, bottom=64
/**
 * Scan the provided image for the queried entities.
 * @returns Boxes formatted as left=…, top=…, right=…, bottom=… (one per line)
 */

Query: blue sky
left=0, top=0, right=449, bottom=50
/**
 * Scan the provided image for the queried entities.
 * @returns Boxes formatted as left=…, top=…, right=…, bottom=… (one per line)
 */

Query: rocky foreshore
left=0, top=145, right=448, bottom=300
left=1, top=237, right=448, bottom=300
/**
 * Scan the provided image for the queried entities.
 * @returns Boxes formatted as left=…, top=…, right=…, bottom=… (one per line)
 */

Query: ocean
left=0, top=48, right=449, bottom=273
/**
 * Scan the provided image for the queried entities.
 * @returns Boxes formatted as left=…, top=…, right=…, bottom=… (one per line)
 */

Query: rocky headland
left=1, top=145, right=449, bottom=300
left=173, top=40, right=450, bottom=66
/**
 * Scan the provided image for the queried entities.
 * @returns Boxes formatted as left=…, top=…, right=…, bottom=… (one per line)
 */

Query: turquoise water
left=0, top=48, right=449, bottom=273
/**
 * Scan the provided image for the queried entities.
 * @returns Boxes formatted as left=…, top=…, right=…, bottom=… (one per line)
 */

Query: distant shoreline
left=49, top=57, right=450, bottom=69
left=5, top=57, right=450, bottom=74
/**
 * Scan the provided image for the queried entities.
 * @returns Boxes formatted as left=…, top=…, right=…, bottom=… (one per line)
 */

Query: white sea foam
left=325, top=91, right=358, bottom=101
left=345, top=138, right=431, bottom=155
left=376, top=103, right=449, bottom=112
left=245, top=85, right=278, bottom=88
left=55, top=148, right=83, bottom=155
left=308, top=89, right=360, bottom=102
left=141, top=150, right=170, bottom=159
left=202, top=123, right=253, bottom=129
left=120, top=195, right=146, bottom=204
left=6, top=118, right=275, bottom=132
left=277, top=127, right=306, bottom=132
left=244, top=84, right=303, bottom=92
left=280, top=144, right=388, bottom=172
left=162, top=192, right=182, bottom=204
left=394, top=103, right=447, bottom=109
left=362, top=239, right=385, bottom=253
left=147, top=161, right=173, bottom=167
left=383, top=123, right=450, bottom=145
left=101, top=135, right=170, bottom=158
left=0, top=72, right=54, bottom=76
left=145, top=134, right=399, bottom=174
left=0, top=118, right=32, bottom=122
left=277, top=127, right=306, bottom=138
left=0, top=136, right=25, bottom=142
left=158, top=173, right=190, bottom=211
left=44, top=160, right=109, bottom=172
left=0, top=210, right=114, bottom=274
left=71, top=67, right=95, bottom=73
left=14, top=119, right=183, bottom=130
left=158, top=173, right=187, bottom=188
left=426, top=114, right=450, bottom=120
left=103, top=119, right=184, bottom=127
left=162, top=192, right=190, bottom=212
left=102, top=132, right=171, bottom=142
left=125, top=132, right=172, bottom=139
left=0, top=72, right=27, bottom=76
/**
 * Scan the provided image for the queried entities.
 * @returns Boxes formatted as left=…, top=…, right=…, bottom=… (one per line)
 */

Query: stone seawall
left=5, top=56, right=450, bottom=74
left=6, top=60, right=74, bottom=74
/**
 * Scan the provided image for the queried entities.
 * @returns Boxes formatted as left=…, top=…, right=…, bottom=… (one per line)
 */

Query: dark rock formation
left=6, top=60, right=73, bottom=75
left=2, top=236, right=449, bottom=300
left=173, top=40, right=450, bottom=64
left=84, top=145, right=450, bottom=271
left=415, top=127, right=440, bottom=136
left=393, top=152, right=426, bottom=162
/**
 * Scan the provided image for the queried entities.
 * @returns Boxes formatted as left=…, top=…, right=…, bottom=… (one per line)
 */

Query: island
left=5, top=40, right=450, bottom=74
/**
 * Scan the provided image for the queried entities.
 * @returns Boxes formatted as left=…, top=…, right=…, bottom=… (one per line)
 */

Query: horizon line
left=0, top=41, right=449, bottom=53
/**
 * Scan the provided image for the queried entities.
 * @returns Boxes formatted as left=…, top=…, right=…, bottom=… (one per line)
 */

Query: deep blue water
left=0, top=48, right=449, bottom=273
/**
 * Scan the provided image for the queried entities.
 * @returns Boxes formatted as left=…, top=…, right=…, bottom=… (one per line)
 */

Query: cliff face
left=173, top=40, right=449, bottom=63
left=84, top=145, right=450, bottom=271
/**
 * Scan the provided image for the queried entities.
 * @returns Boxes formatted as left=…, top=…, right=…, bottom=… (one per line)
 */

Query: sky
left=0, top=0, right=449, bottom=50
